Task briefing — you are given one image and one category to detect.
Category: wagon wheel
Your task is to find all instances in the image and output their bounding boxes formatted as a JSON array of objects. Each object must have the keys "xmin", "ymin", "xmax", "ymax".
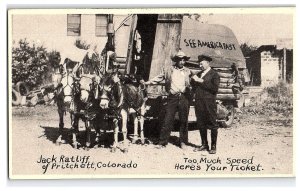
[
  {"xmin": 220, "ymin": 104, "xmax": 235, "ymax": 128},
  {"xmin": 12, "ymin": 89, "xmax": 21, "ymax": 106},
  {"xmin": 16, "ymin": 81, "xmax": 29, "ymax": 96}
]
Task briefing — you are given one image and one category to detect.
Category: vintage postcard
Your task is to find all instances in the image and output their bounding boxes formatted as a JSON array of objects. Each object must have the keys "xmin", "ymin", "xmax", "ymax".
[{"xmin": 8, "ymin": 7, "xmax": 295, "ymax": 179}]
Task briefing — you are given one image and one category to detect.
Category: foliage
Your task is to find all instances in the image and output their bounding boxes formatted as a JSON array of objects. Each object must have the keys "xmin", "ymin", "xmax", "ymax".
[
  {"xmin": 186, "ymin": 13, "xmax": 214, "ymax": 23},
  {"xmin": 12, "ymin": 39, "xmax": 61, "ymax": 90},
  {"xmin": 75, "ymin": 39, "xmax": 90, "ymax": 50},
  {"xmin": 243, "ymin": 82, "xmax": 293, "ymax": 116},
  {"xmin": 240, "ymin": 42, "xmax": 258, "ymax": 57},
  {"xmin": 263, "ymin": 82, "xmax": 293, "ymax": 114},
  {"xmin": 47, "ymin": 50, "xmax": 61, "ymax": 69}
]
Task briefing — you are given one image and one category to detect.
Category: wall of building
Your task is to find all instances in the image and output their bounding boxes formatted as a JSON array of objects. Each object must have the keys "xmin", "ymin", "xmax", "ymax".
[
  {"xmin": 246, "ymin": 46, "xmax": 293, "ymax": 87},
  {"xmin": 12, "ymin": 14, "xmax": 129, "ymax": 58},
  {"xmin": 260, "ymin": 51, "xmax": 280, "ymax": 87}
]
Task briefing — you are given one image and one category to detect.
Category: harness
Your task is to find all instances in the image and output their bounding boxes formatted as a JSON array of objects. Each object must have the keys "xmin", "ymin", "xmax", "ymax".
[
  {"xmin": 62, "ymin": 73, "xmax": 76, "ymax": 97},
  {"xmin": 100, "ymin": 80, "xmax": 148, "ymax": 120},
  {"xmin": 53, "ymin": 68, "xmax": 75, "ymax": 97}
]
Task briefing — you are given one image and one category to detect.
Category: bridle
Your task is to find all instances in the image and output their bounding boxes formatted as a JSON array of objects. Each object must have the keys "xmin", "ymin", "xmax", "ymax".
[
  {"xmin": 61, "ymin": 72, "xmax": 76, "ymax": 98},
  {"xmin": 77, "ymin": 60, "xmax": 102, "ymax": 99},
  {"xmin": 98, "ymin": 72, "xmax": 124, "ymax": 113},
  {"xmin": 99, "ymin": 82, "xmax": 124, "ymax": 120}
]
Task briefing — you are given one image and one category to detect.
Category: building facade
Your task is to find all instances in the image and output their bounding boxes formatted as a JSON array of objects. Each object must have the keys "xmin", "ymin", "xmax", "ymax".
[
  {"xmin": 246, "ymin": 45, "xmax": 293, "ymax": 86},
  {"xmin": 12, "ymin": 14, "xmax": 132, "ymax": 60}
]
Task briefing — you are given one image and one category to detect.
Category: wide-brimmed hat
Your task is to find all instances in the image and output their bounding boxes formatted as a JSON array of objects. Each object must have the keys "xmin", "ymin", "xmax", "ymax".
[
  {"xmin": 172, "ymin": 50, "xmax": 190, "ymax": 61},
  {"xmin": 198, "ymin": 54, "xmax": 213, "ymax": 62}
]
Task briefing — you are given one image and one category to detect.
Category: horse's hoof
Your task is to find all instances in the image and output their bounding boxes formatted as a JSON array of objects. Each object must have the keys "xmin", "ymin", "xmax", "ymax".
[
  {"xmin": 84, "ymin": 147, "xmax": 90, "ymax": 151},
  {"xmin": 72, "ymin": 142, "xmax": 79, "ymax": 149},
  {"xmin": 100, "ymin": 144, "xmax": 105, "ymax": 148},
  {"xmin": 123, "ymin": 140, "xmax": 130, "ymax": 146},
  {"xmin": 93, "ymin": 145, "xmax": 99, "ymax": 149},
  {"xmin": 131, "ymin": 138, "xmax": 138, "ymax": 144},
  {"xmin": 111, "ymin": 148, "xmax": 117, "ymax": 153},
  {"xmin": 122, "ymin": 148, "xmax": 128, "ymax": 153},
  {"xmin": 55, "ymin": 136, "xmax": 63, "ymax": 145},
  {"xmin": 141, "ymin": 139, "xmax": 145, "ymax": 145},
  {"xmin": 56, "ymin": 140, "xmax": 66, "ymax": 145},
  {"xmin": 147, "ymin": 140, "xmax": 153, "ymax": 145}
]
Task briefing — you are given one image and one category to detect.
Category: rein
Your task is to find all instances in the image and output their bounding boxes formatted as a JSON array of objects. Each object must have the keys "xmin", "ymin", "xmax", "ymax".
[{"xmin": 100, "ymin": 80, "xmax": 148, "ymax": 119}]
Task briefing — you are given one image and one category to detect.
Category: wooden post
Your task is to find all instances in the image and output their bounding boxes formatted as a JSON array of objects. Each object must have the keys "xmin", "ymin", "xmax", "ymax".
[
  {"xmin": 107, "ymin": 14, "xmax": 114, "ymax": 51},
  {"xmin": 283, "ymin": 48, "xmax": 287, "ymax": 83},
  {"xmin": 125, "ymin": 15, "xmax": 137, "ymax": 74}
]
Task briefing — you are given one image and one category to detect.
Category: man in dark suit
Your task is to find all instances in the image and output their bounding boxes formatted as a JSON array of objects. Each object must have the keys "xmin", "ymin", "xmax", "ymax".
[{"xmin": 192, "ymin": 55, "xmax": 220, "ymax": 154}]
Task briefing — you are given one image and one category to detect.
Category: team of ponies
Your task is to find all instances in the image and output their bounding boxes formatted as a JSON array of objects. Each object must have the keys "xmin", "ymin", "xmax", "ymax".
[{"xmin": 51, "ymin": 47, "xmax": 148, "ymax": 152}]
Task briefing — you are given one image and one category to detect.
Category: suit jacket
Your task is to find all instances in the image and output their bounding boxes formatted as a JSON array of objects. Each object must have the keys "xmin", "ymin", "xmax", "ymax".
[{"xmin": 193, "ymin": 68, "xmax": 220, "ymax": 99}]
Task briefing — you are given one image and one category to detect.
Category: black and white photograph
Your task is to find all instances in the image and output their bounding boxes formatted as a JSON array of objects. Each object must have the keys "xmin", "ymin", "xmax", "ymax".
[{"xmin": 8, "ymin": 7, "xmax": 294, "ymax": 179}]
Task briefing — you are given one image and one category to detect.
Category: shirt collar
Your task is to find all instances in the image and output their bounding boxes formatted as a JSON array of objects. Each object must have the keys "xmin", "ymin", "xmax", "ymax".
[
  {"xmin": 174, "ymin": 66, "xmax": 185, "ymax": 71},
  {"xmin": 203, "ymin": 67, "xmax": 211, "ymax": 73}
]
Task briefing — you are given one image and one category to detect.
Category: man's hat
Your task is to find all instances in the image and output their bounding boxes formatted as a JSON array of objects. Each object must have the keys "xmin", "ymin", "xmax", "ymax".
[
  {"xmin": 172, "ymin": 50, "xmax": 190, "ymax": 61},
  {"xmin": 198, "ymin": 54, "xmax": 213, "ymax": 62}
]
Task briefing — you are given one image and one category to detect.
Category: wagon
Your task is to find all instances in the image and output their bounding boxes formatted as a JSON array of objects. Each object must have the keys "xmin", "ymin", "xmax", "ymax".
[{"xmin": 102, "ymin": 14, "xmax": 248, "ymax": 127}]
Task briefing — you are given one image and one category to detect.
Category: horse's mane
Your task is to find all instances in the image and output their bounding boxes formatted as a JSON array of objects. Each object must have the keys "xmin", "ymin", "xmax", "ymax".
[
  {"xmin": 101, "ymin": 74, "xmax": 113, "ymax": 86},
  {"xmin": 80, "ymin": 53, "xmax": 101, "ymax": 76},
  {"xmin": 122, "ymin": 84, "xmax": 144, "ymax": 109},
  {"xmin": 65, "ymin": 58, "xmax": 79, "ymax": 70}
]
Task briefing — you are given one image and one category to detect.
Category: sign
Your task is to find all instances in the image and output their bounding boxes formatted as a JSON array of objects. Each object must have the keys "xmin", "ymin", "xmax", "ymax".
[{"xmin": 180, "ymin": 18, "xmax": 246, "ymax": 68}]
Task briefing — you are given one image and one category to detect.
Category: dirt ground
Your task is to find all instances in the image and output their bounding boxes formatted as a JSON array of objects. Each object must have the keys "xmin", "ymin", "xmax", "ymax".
[{"xmin": 10, "ymin": 104, "xmax": 293, "ymax": 178}]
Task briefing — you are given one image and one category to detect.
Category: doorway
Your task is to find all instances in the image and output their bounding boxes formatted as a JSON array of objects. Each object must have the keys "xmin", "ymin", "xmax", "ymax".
[{"xmin": 131, "ymin": 14, "xmax": 158, "ymax": 81}]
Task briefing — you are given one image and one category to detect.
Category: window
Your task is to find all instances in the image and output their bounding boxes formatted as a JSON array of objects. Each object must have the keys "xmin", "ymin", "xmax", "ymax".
[
  {"xmin": 67, "ymin": 14, "xmax": 81, "ymax": 36},
  {"xmin": 95, "ymin": 14, "xmax": 108, "ymax": 37}
]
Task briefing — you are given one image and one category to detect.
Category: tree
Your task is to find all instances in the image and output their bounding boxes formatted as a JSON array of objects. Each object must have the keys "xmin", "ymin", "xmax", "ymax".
[
  {"xmin": 240, "ymin": 42, "xmax": 258, "ymax": 57},
  {"xmin": 12, "ymin": 39, "xmax": 58, "ymax": 90}
]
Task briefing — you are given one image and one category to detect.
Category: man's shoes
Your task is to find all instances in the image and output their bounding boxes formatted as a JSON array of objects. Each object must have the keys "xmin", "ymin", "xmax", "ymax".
[
  {"xmin": 193, "ymin": 145, "xmax": 209, "ymax": 152},
  {"xmin": 209, "ymin": 145, "xmax": 216, "ymax": 154},
  {"xmin": 155, "ymin": 144, "xmax": 166, "ymax": 149}
]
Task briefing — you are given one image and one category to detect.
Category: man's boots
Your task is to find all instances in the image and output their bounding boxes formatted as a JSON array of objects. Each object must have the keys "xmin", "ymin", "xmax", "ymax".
[
  {"xmin": 209, "ymin": 129, "xmax": 218, "ymax": 154},
  {"xmin": 194, "ymin": 128, "xmax": 209, "ymax": 152}
]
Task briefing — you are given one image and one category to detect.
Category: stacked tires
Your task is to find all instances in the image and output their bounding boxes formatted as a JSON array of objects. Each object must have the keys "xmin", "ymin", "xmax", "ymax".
[{"xmin": 12, "ymin": 82, "xmax": 29, "ymax": 106}]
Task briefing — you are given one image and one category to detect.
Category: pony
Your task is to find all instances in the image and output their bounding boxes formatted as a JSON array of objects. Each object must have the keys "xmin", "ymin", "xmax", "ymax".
[
  {"xmin": 53, "ymin": 48, "xmax": 102, "ymax": 149},
  {"xmin": 69, "ymin": 52, "xmax": 103, "ymax": 149},
  {"xmin": 98, "ymin": 72, "xmax": 148, "ymax": 153},
  {"xmin": 52, "ymin": 64, "xmax": 77, "ymax": 146}
]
